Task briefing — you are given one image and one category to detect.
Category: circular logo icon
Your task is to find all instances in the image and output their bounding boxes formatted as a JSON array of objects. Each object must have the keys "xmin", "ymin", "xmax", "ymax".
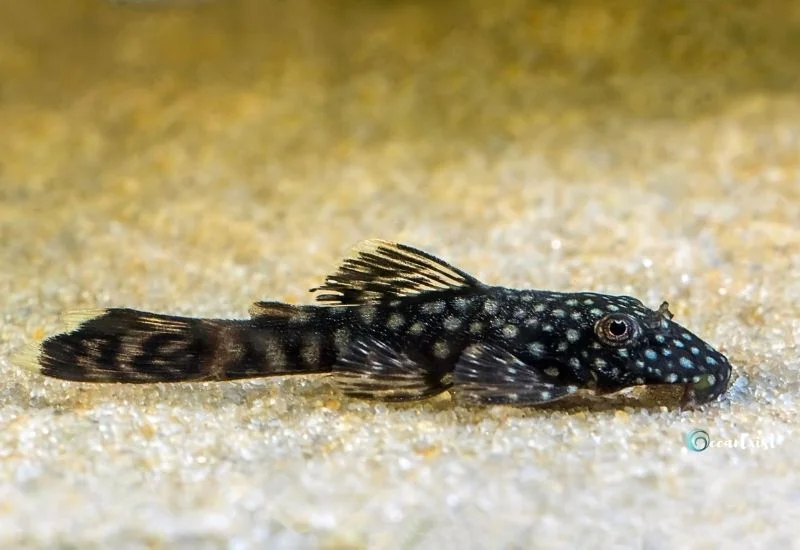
[{"xmin": 685, "ymin": 429, "xmax": 710, "ymax": 452}]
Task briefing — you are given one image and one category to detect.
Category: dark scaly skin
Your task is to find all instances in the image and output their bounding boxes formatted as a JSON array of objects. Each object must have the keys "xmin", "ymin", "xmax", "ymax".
[{"xmin": 25, "ymin": 241, "xmax": 732, "ymax": 407}]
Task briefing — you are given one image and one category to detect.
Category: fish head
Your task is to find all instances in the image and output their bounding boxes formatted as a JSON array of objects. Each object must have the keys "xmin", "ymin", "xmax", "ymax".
[{"xmin": 570, "ymin": 294, "xmax": 732, "ymax": 406}]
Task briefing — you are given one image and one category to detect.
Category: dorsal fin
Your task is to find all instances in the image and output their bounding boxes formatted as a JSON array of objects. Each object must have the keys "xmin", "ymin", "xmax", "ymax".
[{"xmin": 310, "ymin": 240, "xmax": 482, "ymax": 305}]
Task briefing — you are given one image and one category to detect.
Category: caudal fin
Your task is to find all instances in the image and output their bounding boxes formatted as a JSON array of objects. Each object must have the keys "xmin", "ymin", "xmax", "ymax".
[{"xmin": 16, "ymin": 308, "xmax": 328, "ymax": 384}]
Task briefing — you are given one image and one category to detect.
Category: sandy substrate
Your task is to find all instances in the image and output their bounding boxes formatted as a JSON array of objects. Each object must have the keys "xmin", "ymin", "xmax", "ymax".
[{"xmin": 1, "ymin": 1, "xmax": 799, "ymax": 548}]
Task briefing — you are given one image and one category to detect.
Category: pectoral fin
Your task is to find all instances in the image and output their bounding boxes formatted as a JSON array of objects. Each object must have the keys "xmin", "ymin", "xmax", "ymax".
[
  {"xmin": 331, "ymin": 335, "xmax": 449, "ymax": 402},
  {"xmin": 452, "ymin": 343, "xmax": 579, "ymax": 405}
]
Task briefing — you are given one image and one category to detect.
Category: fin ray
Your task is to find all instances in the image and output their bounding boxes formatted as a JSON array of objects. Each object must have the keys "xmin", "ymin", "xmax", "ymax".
[
  {"xmin": 452, "ymin": 343, "xmax": 578, "ymax": 405},
  {"xmin": 249, "ymin": 301, "xmax": 300, "ymax": 319},
  {"xmin": 311, "ymin": 240, "xmax": 481, "ymax": 305},
  {"xmin": 331, "ymin": 335, "xmax": 448, "ymax": 401},
  {"xmin": 31, "ymin": 309, "xmax": 217, "ymax": 383}
]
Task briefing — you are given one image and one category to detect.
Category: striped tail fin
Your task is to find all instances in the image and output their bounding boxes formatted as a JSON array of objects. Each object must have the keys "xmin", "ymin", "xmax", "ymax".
[{"xmin": 16, "ymin": 307, "xmax": 332, "ymax": 384}]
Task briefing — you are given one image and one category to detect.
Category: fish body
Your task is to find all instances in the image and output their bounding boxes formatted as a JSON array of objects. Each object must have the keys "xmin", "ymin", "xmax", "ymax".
[{"xmin": 21, "ymin": 240, "xmax": 732, "ymax": 407}]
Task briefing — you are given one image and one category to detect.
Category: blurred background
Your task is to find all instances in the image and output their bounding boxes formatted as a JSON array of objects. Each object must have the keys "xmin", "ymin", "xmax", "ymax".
[
  {"xmin": 1, "ymin": 1, "xmax": 799, "ymax": 547},
  {"xmin": 3, "ymin": 0, "xmax": 798, "ymax": 309}
]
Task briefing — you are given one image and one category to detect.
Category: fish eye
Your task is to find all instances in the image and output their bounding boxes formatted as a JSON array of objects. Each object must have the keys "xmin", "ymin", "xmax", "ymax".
[{"xmin": 595, "ymin": 313, "xmax": 640, "ymax": 346}]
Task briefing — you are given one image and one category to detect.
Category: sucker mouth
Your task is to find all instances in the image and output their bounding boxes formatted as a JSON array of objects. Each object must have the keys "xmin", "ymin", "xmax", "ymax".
[{"xmin": 679, "ymin": 373, "xmax": 724, "ymax": 408}]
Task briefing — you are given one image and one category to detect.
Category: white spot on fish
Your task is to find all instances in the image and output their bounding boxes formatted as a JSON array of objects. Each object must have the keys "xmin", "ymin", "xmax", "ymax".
[
  {"xmin": 552, "ymin": 309, "xmax": 566, "ymax": 318},
  {"xmin": 333, "ymin": 328, "xmax": 350, "ymax": 352},
  {"xmin": 408, "ymin": 321, "xmax": 425, "ymax": 335},
  {"xmin": 569, "ymin": 358, "xmax": 581, "ymax": 368},
  {"xmin": 590, "ymin": 308, "xmax": 603, "ymax": 317},
  {"xmin": 570, "ymin": 311, "xmax": 582, "ymax": 321},
  {"xmin": 706, "ymin": 374, "xmax": 716, "ymax": 385},
  {"xmin": 673, "ymin": 339, "xmax": 685, "ymax": 348},
  {"xmin": 543, "ymin": 324, "xmax": 554, "ymax": 332},
  {"xmin": 433, "ymin": 341, "xmax": 449, "ymax": 359},
  {"xmin": 566, "ymin": 385, "xmax": 578, "ymax": 394},
  {"xmin": 606, "ymin": 304, "xmax": 619, "ymax": 312},
  {"xmin": 520, "ymin": 294, "xmax": 534, "ymax": 302},
  {"xmin": 453, "ymin": 297, "xmax": 470, "ymax": 310},
  {"xmin": 583, "ymin": 298, "xmax": 594, "ymax": 305},
  {"xmin": 655, "ymin": 335, "xmax": 666, "ymax": 344},
  {"xmin": 387, "ymin": 313, "xmax": 405, "ymax": 330},
  {"xmin": 444, "ymin": 316, "xmax": 462, "ymax": 331},
  {"xmin": 565, "ymin": 299, "xmax": 579, "ymax": 307},
  {"xmin": 534, "ymin": 304, "xmax": 547, "ymax": 313},
  {"xmin": 544, "ymin": 366, "xmax": 560, "ymax": 377},
  {"xmin": 469, "ymin": 321, "xmax": 483, "ymax": 334},
  {"xmin": 422, "ymin": 301, "xmax": 446, "ymax": 314},
  {"xmin": 529, "ymin": 342, "xmax": 546, "ymax": 357},
  {"xmin": 645, "ymin": 349, "xmax": 657, "ymax": 360},
  {"xmin": 566, "ymin": 329, "xmax": 580, "ymax": 343},
  {"xmin": 666, "ymin": 373, "xmax": 678, "ymax": 383},
  {"xmin": 705, "ymin": 356, "xmax": 718, "ymax": 366},
  {"xmin": 594, "ymin": 358, "xmax": 606, "ymax": 368},
  {"xmin": 265, "ymin": 335, "xmax": 287, "ymax": 368},
  {"xmin": 662, "ymin": 348, "xmax": 672, "ymax": 357},
  {"xmin": 679, "ymin": 357, "xmax": 694, "ymax": 369},
  {"xmin": 524, "ymin": 317, "xmax": 539, "ymax": 327},
  {"xmin": 301, "ymin": 336, "xmax": 321, "ymax": 366},
  {"xmin": 287, "ymin": 309, "xmax": 312, "ymax": 324},
  {"xmin": 682, "ymin": 333, "xmax": 693, "ymax": 341},
  {"xmin": 502, "ymin": 324, "xmax": 519, "ymax": 338},
  {"xmin": 360, "ymin": 305, "xmax": 377, "ymax": 324},
  {"xmin": 557, "ymin": 342, "xmax": 568, "ymax": 352},
  {"xmin": 691, "ymin": 346, "xmax": 700, "ymax": 355},
  {"xmin": 483, "ymin": 300, "xmax": 499, "ymax": 315},
  {"xmin": 617, "ymin": 348, "xmax": 629, "ymax": 358},
  {"xmin": 540, "ymin": 390, "xmax": 551, "ymax": 400}
]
